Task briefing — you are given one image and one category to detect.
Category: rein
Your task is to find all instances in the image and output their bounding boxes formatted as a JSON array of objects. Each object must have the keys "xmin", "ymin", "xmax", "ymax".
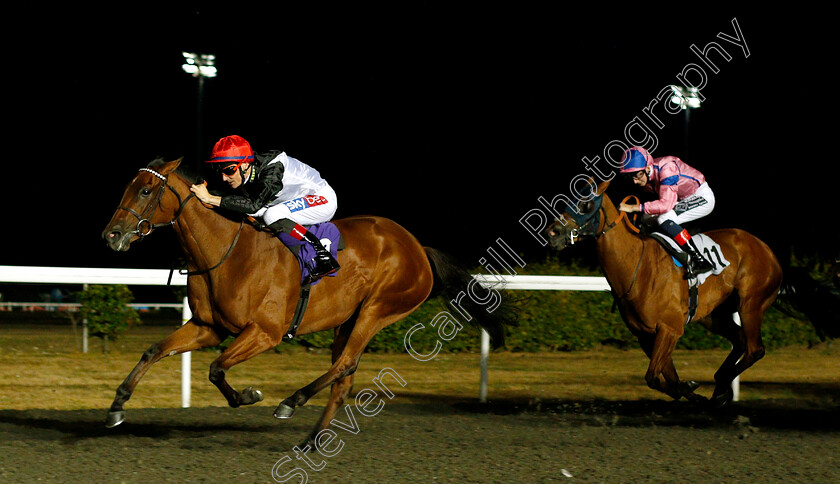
[
  {"xmin": 601, "ymin": 196, "xmax": 645, "ymax": 300},
  {"xmin": 567, "ymin": 195, "xmax": 641, "ymax": 244},
  {"xmin": 178, "ymin": 220, "xmax": 244, "ymax": 277},
  {"xmin": 120, "ymin": 167, "xmax": 242, "ymax": 280},
  {"xmin": 574, "ymin": 195, "xmax": 645, "ymax": 301},
  {"xmin": 594, "ymin": 195, "xmax": 642, "ymax": 238}
]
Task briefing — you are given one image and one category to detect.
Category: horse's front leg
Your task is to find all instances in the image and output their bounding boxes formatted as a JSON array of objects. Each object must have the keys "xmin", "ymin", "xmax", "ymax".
[
  {"xmin": 642, "ymin": 325, "xmax": 692, "ymax": 399},
  {"xmin": 107, "ymin": 321, "xmax": 224, "ymax": 427},
  {"xmin": 208, "ymin": 322, "xmax": 281, "ymax": 408}
]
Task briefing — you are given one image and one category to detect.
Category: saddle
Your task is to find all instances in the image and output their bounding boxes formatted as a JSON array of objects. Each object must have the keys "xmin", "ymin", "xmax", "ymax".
[
  {"xmin": 647, "ymin": 231, "xmax": 729, "ymax": 284},
  {"xmin": 276, "ymin": 223, "xmax": 345, "ymax": 285},
  {"xmin": 619, "ymin": 200, "xmax": 729, "ymax": 324},
  {"xmin": 246, "ymin": 217, "xmax": 345, "ymax": 285},
  {"xmin": 246, "ymin": 217, "xmax": 345, "ymax": 339}
]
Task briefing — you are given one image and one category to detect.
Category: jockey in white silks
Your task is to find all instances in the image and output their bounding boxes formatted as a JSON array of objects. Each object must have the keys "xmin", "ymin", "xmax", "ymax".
[{"xmin": 190, "ymin": 135, "xmax": 340, "ymax": 280}]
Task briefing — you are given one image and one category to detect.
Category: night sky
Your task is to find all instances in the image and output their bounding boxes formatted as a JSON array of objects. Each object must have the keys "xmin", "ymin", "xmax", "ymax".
[{"xmin": 3, "ymin": 7, "xmax": 836, "ymax": 274}]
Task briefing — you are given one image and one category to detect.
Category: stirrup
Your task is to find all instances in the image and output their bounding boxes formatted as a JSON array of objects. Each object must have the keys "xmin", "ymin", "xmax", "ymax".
[
  {"xmin": 309, "ymin": 255, "xmax": 340, "ymax": 279},
  {"xmin": 684, "ymin": 259, "xmax": 713, "ymax": 280}
]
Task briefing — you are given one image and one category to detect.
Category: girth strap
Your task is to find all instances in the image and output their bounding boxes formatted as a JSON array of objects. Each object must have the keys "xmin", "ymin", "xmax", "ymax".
[
  {"xmin": 285, "ymin": 279, "xmax": 312, "ymax": 340},
  {"xmin": 685, "ymin": 282, "xmax": 699, "ymax": 325}
]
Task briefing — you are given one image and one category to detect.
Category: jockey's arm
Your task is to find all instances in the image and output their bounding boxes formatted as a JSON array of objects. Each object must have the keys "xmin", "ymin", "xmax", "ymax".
[
  {"xmin": 219, "ymin": 162, "xmax": 285, "ymax": 214},
  {"xmin": 639, "ymin": 162, "xmax": 679, "ymax": 215}
]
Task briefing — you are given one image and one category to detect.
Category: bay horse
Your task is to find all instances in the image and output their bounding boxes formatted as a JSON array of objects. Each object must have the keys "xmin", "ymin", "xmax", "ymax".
[
  {"xmin": 102, "ymin": 158, "xmax": 515, "ymax": 447},
  {"xmin": 546, "ymin": 179, "xmax": 782, "ymax": 407}
]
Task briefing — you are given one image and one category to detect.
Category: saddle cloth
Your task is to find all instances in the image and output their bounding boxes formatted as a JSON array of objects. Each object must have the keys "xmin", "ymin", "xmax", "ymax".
[
  {"xmin": 276, "ymin": 222, "xmax": 343, "ymax": 285},
  {"xmin": 649, "ymin": 232, "xmax": 730, "ymax": 285}
]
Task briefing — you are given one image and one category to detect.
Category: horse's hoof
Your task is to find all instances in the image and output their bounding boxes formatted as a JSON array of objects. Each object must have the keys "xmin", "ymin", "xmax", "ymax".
[
  {"xmin": 105, "ymin": 410, "xmax": 125, "ymax": 428},
  {"xmin": 684, "ymin": 380, "xmax": 700, "ymax": 392},
  {"xmin": 710, "ymin": 387, "xmax": 734, "ymax": 409},
  {"xmin": 273, "ymin": 403, "xmax": 295, "ymax": 419},
  {"xmin": 297, "ymin": 435, "xmax": 317, "ymax": 452},
  {"xmin": 241, "ymin": 386, "xmax": 264, "ymax": 405}
]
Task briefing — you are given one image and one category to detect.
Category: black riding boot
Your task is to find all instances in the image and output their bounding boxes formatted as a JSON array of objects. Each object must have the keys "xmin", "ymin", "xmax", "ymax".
[
  {"xmin": 681, "ymin": 238, "xmax": 714, "ymax": 279},
  {"xmin": 299, "ymin": 230, "xmax": 341, "ymax": 280},
  {"xmin": 268, "ymin": 219, "xmax": 341, "ymax": 280}
]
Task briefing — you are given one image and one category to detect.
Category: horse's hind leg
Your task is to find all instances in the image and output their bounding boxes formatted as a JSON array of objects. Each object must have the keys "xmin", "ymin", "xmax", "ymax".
[
  {"xmin": 703, "ymin": 308, "xmax": 746, "ymax": 407},
  {"xmin": 298, "ymin": 318, "xmax": 358, "ymax": 450},
  {"xmin": 710, "ymin": 300, "xmax": 768, "ymax": 407},
  {"xmin": 107, "ymin": 321, "xmax": 224, "ymax": 427},
  {"xmin": 273, "ymin": 326, "xmax": 370, "ymax": 420},
  {"xmin": 208, "ymin": 322, "xmax": 282, "ymax": 408},
  {"xmin": 273, "ymin": 303, "xmax": 411, "ymax": 421}
]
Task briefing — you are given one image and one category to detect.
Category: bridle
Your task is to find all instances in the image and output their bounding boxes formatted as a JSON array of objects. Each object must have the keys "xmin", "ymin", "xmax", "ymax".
[
  {"xmin": 555, "ymin": 194, "xmax": 645, "ymax": 300},
  {"xmin": 117, "ymin": 168, "xmax": 194, "ymax": 239},
  {"xmin": 116, "ymin": 166, "xmax": 244, "ymax": 279},
  {"xmin": 561, "ymin": 195, "xmax": 642, "ymax": 246}
]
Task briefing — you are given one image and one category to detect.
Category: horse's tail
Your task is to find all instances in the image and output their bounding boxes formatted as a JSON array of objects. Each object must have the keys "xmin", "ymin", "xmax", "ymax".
[
  {"xmin": 775, "ymin": 267, "xmax": 840, "ymax": 341},
  {"xmin": 423, "ymin": 247, "xmax": 518, "ymax": 349}
]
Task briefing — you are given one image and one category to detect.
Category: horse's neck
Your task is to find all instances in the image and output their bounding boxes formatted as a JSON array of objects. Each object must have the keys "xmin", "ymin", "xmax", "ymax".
[
  {"xmin": 596, "ymin": 196, "xmax": 644, "ymax": 294},
  {"xmin": 167, "ymin": 176, "xmax": 243, "ymax": 271}
]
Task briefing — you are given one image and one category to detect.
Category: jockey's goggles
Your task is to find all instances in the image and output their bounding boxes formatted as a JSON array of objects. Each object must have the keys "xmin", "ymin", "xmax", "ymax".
[
  {"xmin": 218, "ymin": 161, "xmax": 247, "ymax": 176},
  {"xmin": 628, "ymin": 169, "xmax": 647, "ymax": 180}
]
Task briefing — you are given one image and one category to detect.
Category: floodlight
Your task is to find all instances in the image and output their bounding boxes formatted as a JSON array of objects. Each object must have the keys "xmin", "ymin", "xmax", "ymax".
[
  {"xmin": 670, "ymin": 85, "xmax": 701, "ymax": 110},
  {"xmin": 181, "ymin": 52, "xmax": 217, "ymax": 78}
]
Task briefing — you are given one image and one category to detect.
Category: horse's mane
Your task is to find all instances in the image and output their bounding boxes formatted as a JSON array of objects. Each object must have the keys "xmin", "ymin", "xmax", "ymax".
[{"xmin": 147, "ymin": 157, "xmax": 204, "ymax": 185}]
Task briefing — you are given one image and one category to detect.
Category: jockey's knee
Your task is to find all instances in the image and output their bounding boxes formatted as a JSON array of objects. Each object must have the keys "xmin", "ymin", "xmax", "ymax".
[
  {"xmin": 266, "ymin": 217, "xmax": 298, "ymax": 234},
  {"xmin": 656, "ymin": 212, "xmax": 677, "ymax": 226},
  {"xmin": 263, "ymin": 204, "xmax": 295, "ymax": 228}
]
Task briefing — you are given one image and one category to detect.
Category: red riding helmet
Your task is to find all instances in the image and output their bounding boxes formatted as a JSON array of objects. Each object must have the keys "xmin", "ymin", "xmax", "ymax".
[{"xmin": 206, "ymin": 135, "xmax": 255, "ymax": 166}]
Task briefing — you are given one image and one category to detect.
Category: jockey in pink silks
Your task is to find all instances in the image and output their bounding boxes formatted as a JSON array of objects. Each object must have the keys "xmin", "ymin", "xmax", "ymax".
[{"xmin": 618, "ymin": 146, "xmax": 715, "ymax": 278}]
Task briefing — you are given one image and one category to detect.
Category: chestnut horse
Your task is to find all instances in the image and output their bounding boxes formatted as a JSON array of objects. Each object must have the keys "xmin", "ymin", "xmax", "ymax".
[
  {"xmin": 547, "ymin": 179, "xmax": 782, "ymax": 407},
  {"xmin": 102, "ymin": 158, "xmax": 515, "ymax": 447}
]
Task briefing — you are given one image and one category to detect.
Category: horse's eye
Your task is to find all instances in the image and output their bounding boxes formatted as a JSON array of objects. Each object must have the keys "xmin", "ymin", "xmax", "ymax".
[{"xmin": 140, "ymin": 187, "xmax": 152, "ymax": 197}]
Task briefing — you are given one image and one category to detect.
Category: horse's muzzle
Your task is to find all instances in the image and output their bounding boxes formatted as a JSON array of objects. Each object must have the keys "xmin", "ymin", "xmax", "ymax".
[
  {"xmin": 546, "ymin": 223, "xmax": 570, "ymax": 251},
  {"xmin": 102, "ymin": 226, "xmax": 132, "ymax": 252}
]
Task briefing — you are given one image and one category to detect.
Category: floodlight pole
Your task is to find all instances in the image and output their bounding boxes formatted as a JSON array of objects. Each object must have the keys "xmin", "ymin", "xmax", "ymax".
[
  {"xmin": 684, "ymin": 107, "xmax": 691, "ymax": 159},
  {"xmin": 182, "ymin": 52, "xmax": 217, "ymax": 170},
  {"xmin": 196, "ymin": 75, "xmax": 205, "ymax": 171},
  {"xmin": 671, "ymin": 86, "xmax": 701, "ymax": 160}
]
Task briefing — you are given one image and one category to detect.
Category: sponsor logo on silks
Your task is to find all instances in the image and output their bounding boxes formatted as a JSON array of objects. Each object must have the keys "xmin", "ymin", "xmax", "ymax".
[{"xmin": 283, "ymin": 195, "xmax": 329, "ymax": 213}]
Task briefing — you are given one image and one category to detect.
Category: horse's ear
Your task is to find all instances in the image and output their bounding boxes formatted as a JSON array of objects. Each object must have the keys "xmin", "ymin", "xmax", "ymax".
[
  {"xmin": 158, "ymin": 158, "xmax": 183, "ymax": 175},
  {"xmin": 595, "ymin": 178, "xmax": 612, "ymax": 196}
]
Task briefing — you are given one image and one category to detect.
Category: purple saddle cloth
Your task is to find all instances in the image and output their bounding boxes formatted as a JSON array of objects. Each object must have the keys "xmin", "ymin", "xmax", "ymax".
[{"xmin": 276, "ymin": 222, "xmax": 342, "ymax": 285}]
